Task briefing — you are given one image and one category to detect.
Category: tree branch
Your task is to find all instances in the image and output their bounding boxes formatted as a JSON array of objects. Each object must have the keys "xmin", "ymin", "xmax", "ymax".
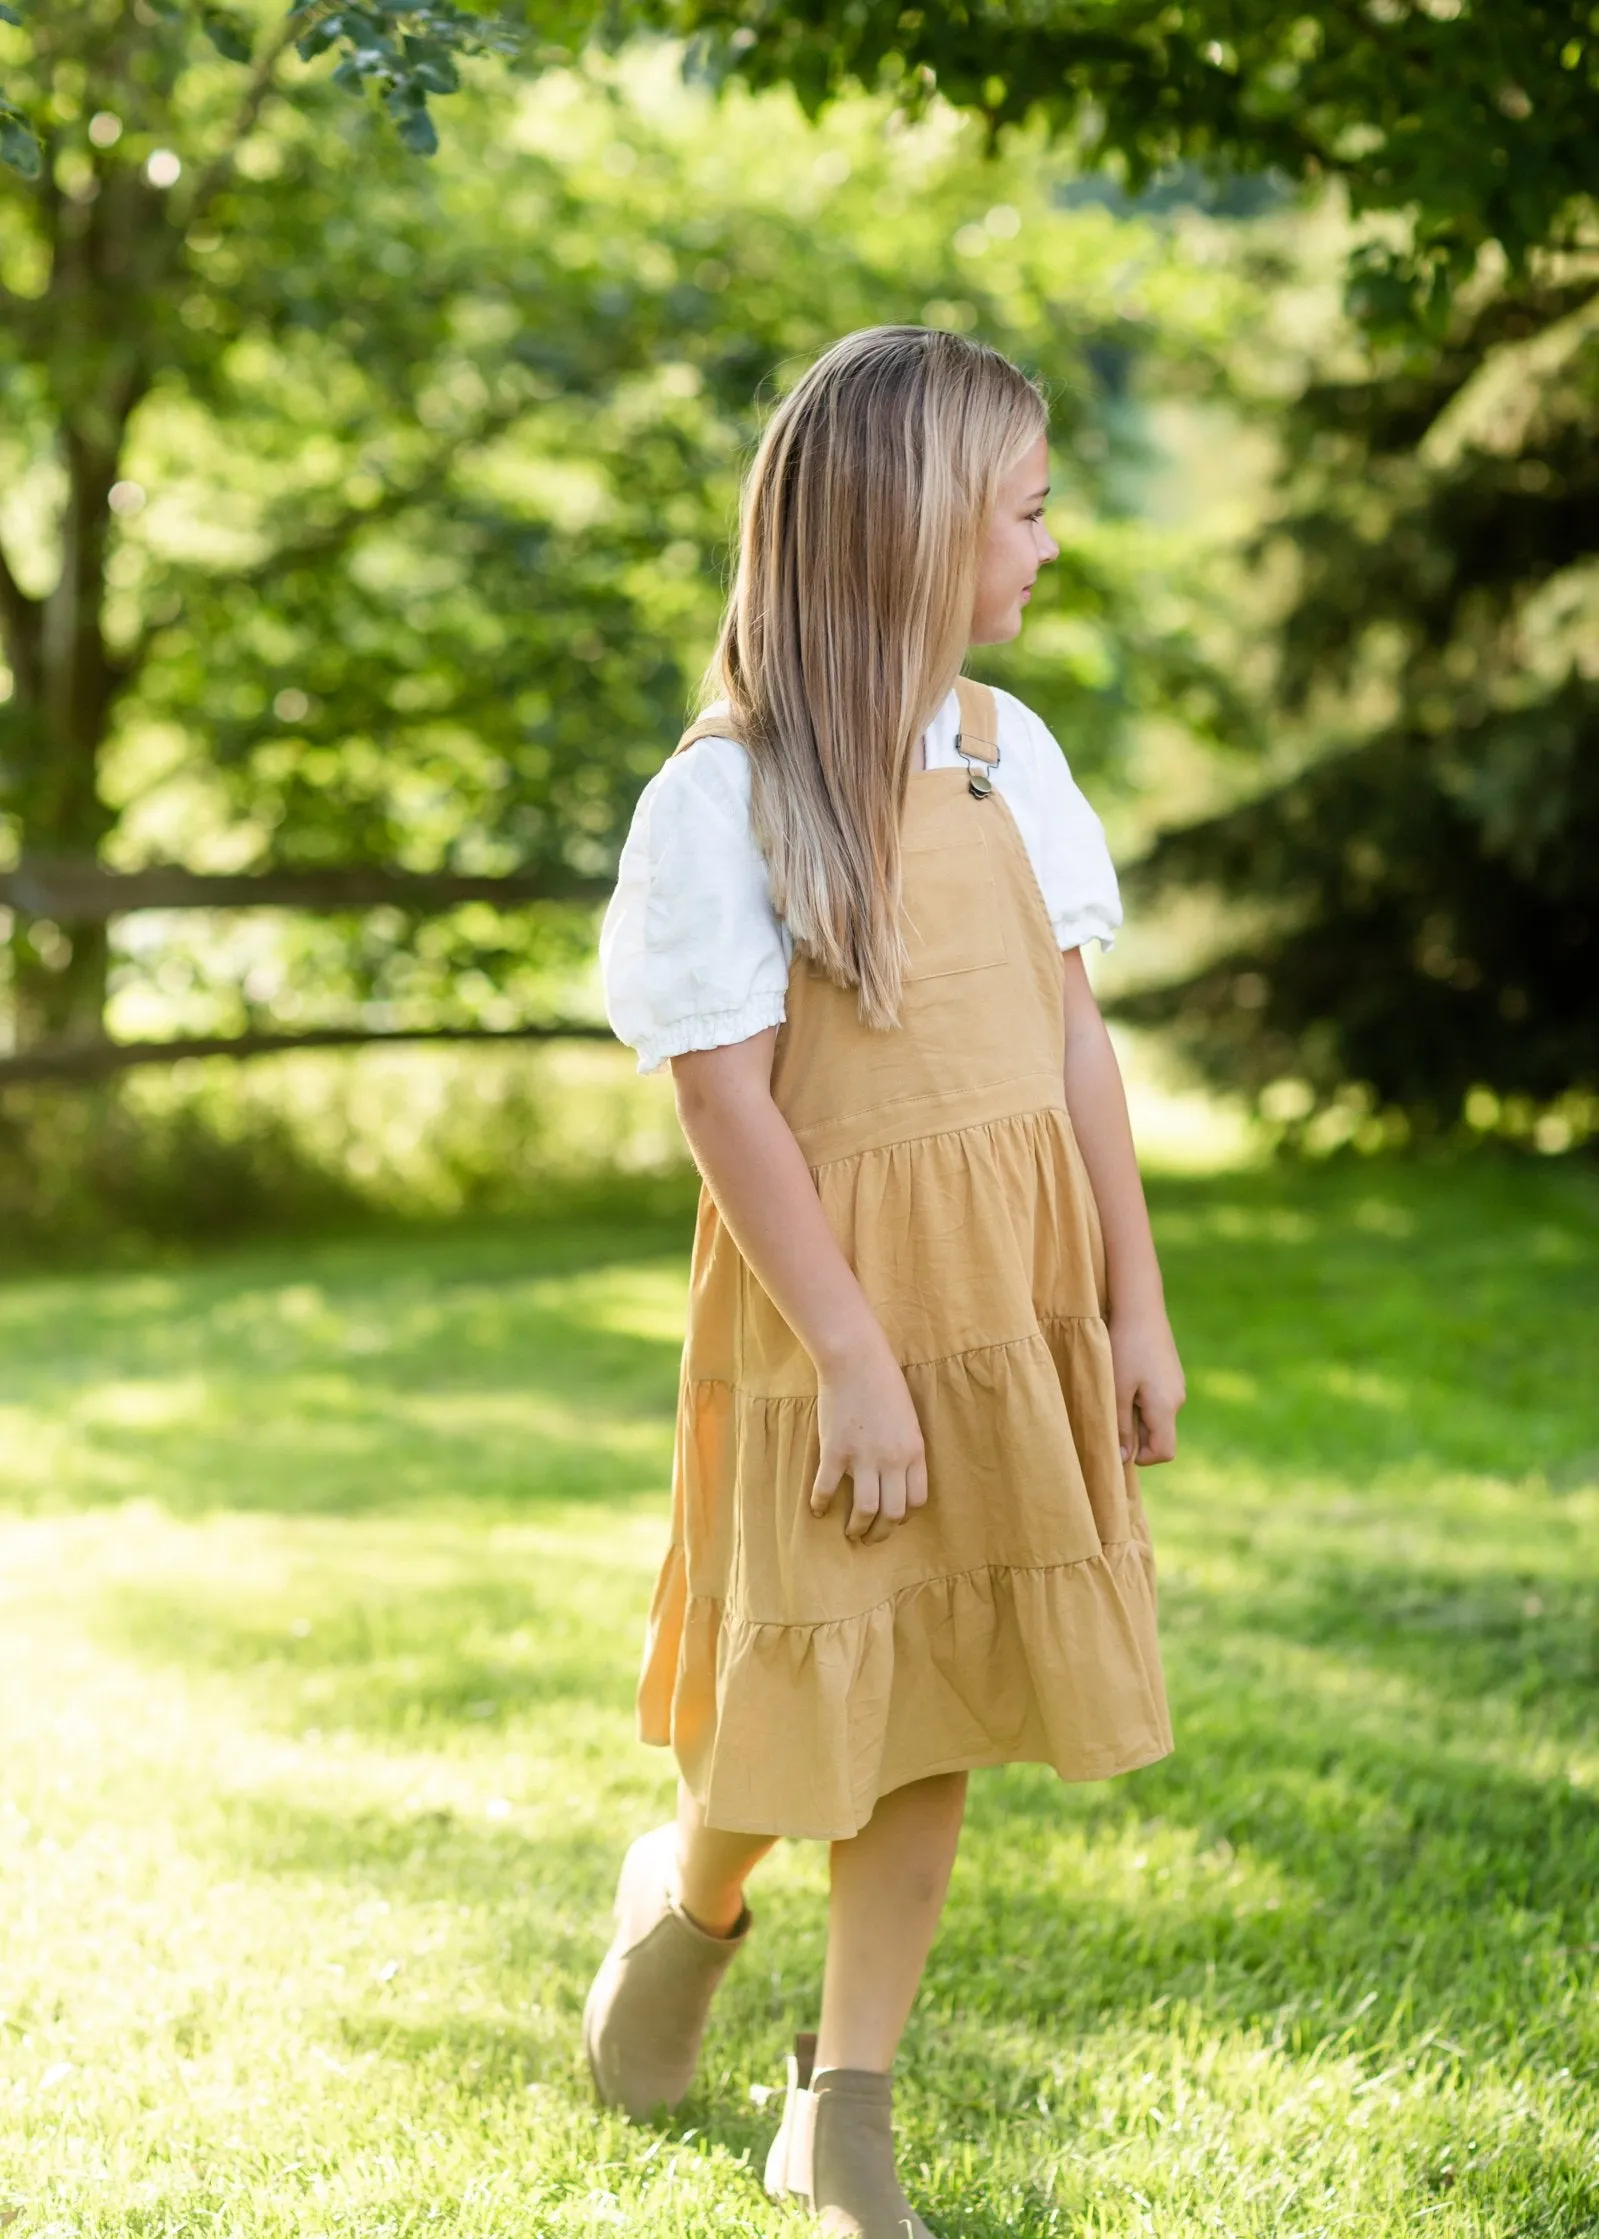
[
  {"xmin": 0, "ymin": 1020, "xmax": 615, "ymax": 1088},
  {"xmin": 0, "ymin": 860, "xmax": 612, "ymax": 920}
]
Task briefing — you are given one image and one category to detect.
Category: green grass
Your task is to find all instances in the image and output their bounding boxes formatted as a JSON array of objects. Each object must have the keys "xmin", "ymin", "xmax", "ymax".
[{"xmin": 1, "ymin": 1155, "xmax": 1596, "ymax": 2237}]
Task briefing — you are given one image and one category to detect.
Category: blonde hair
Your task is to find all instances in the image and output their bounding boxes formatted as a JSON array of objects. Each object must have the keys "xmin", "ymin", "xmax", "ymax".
[{"xmin": 681, "ymin": 325, "xmax": 1046, "ymax": 1029}]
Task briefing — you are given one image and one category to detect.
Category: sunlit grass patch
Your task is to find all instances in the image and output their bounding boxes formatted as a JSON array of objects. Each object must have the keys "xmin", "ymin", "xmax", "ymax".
[{"xmin": 0, "ymin": 1161, "xmax": 1596, "ymax": 2235}]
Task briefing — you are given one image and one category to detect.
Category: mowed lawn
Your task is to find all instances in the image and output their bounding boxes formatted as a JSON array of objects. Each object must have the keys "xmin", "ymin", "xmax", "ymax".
[{"xmin": 0, "ymin": 1158, "xmax": 1596, "ymax": 2238}]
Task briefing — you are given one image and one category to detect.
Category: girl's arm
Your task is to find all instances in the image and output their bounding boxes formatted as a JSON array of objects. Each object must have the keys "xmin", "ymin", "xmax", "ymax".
[
  {"xmin": 671, "ymin": 1029, "xmax": 927, "ymax": 1541},
  {"xmin": 1059, "ymin": 949, "xmax": 1186, "ymax": 1464}
]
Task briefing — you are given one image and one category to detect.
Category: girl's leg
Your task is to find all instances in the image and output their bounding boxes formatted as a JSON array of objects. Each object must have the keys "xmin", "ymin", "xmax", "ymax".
[
  {"xmin": 764, "ymin": 1774, "xmax": 966, "ymax": 2236},
  {"xmin": 674, "ymin": 1778, "xmax": 778, "ymax": 1934},
  {"xmin": 584, "ymin": 1785, "xmax": 774, "ymax": 2121},
  {"xmin": 815, "ymin": 1770, "xmax": 967, "ymax": 2072}
]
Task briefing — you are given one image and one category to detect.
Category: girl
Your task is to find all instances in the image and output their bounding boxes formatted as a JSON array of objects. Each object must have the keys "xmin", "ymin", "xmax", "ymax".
[{"xmin": 587, "ymin": 326, "xmax": 1184, "ymax": 2238}]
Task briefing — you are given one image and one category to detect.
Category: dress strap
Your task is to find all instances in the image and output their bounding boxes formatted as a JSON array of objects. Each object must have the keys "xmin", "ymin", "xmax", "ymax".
[
  {"xmin": 674, "ymin": 710, "xmax": 742, "ymax": 756},
  {"xmin": 953, "ymin": 676, "xmax": 1000, "ymax": 797}
]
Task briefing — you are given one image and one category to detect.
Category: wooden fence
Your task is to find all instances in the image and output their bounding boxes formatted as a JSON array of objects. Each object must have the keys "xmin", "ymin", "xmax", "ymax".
[{"xmin": 0, "ymin": 858, "xmax": 615, "ymax": 1087}]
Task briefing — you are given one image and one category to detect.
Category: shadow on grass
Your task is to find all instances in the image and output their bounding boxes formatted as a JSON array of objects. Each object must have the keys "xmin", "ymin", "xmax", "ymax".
[
  {"xmin": 1212, "ymin": 1557, "xmax": 1599, "ymax": 1730},
  {"xmin": 8, "ymin": 1156, "xmax": 1597, "ymax": 1522},
  {"xmin": 97, "ymin": 1540, "xmax": 1599, "ymax": 1760},
  {"xmin": 157, "ymin": 1635, "xmax": 1599, "ymax": 2084},
  {"xmin": 21, "ymin": 1155, "xmax": 1599, "ymax": 2234},
  {"xmin": 108, "ymin": 1579, "xmax": 1599, "ymax": 2237},
  {"xmin": 0, "ymin": 1209, "xmax": 695, "ymax": 1517},
  {"xmin": 950, "ymin": 1697, "xmax": 1599, "ymax": 2031},
  {"xmin": 84, "ymin": 1452, "xmax": 655, "ymax": 1734},
  {"xmin": 99, "ymin": 1572, "xmax": 643, "ymax": 1727},
  {"xmin": 1143, "ymin": 1155, "xmax": 1599, "ymax": 1489},
  {"xmin": 202, "ymin": 1792, "xmax": 615, "ymax": 1938}
]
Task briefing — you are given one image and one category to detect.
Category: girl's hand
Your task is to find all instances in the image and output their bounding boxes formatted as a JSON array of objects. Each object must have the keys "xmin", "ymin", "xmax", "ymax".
[
  {"xmin": 1109, "ymin": 1305, "xmax": 1186, "ymax": 1466},
  {"xmin": 811, "ymin": 1337, "xmax": 928, "ymax": 1545}
]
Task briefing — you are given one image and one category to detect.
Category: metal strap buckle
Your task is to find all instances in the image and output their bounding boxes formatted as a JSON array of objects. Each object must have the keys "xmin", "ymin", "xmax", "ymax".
[{"xmin": 954, "ymin": 731, "xmax": 999, "ymax": 799}]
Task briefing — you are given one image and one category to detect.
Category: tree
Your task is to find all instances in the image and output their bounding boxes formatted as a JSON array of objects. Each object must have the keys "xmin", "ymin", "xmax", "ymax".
[
  {"xmin": 0, "ymin": 0, "xmax": 610, "ymax": 1055},
  {"xmin": 1117, "ymin": 254, "xmax": 1599, "ymax": 1135}
]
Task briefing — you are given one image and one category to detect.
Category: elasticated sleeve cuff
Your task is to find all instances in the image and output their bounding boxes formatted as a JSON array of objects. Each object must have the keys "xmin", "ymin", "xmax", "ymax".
[
  {"xmin": 1053, "ymin": 907, "xmax": 1120, "ymax": 954},
  {"xmin": 632, "ymin": 989, "xmax": 790, "ymax": 1076}
]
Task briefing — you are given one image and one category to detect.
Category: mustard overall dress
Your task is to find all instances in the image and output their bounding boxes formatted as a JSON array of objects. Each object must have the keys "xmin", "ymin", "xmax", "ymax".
[{"xmin": 637, "ymin": 680, "xmax": 1172, "ymax": 1840}]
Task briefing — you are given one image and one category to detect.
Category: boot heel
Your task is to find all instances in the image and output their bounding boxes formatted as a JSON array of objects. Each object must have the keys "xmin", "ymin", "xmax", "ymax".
[
  {"xmin": 766, "ymin": 2057, "xmax": 935, "ymax": 2237},
  {"xmin": 762, "ymin": 2030, "xmax": 817, "ymax": 2201}
]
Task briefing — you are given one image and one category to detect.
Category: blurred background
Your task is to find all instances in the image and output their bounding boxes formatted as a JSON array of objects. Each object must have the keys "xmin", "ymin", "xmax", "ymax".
[
  {"xmin": 2, "ymin": 3, "xmax": 1594, "ymax": 1249},
  {"xmin": 0, "ymin": 10, "xmax": 1595, "ymax": 2238}
]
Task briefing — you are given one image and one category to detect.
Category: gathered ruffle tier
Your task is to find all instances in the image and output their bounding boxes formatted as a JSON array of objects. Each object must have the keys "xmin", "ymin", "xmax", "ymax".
[{"xmin": 637, "ymin": 1104, "xmax": 1171, "ymax": 1841}]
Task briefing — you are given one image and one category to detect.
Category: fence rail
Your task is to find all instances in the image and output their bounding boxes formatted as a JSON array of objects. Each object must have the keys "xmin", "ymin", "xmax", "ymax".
[
  {"xmin": 0, "ymin": 860, "xmax": 611, "ymax": 919},
  {"xmin": 0, "ymin": 856, "xmax": 619, "ymax": 1086},
  {"xmin": 0, "ymin": 1022, "xmax": 616, "ymax": 1088}
]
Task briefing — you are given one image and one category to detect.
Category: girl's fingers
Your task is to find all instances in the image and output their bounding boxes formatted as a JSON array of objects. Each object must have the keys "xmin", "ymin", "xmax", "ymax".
[
  {"xmin": 879, "ymin": 1464, "xmax": 908, "ymax": 1525},
  {"xmin": 815, "ymin": 1442, "xmax": 927, "ymax": 1541},
  {"xmin": 844, "ymin": 1467, "xmax": 882, "ymax": 1541},
  {"xmin": 1115, "ymin": 1385, "xmax": 1137, "ymax": 1466},
  {"xmin": 810, "ymin": 1449, "xmax": 844, "ymax": 1517},
  {"xmin": 1135, "ymin": 1393, "xmax": 1179, "ymax": 1465},
  {"xmin": 861, "ymin": 1459, "xmax": 921, "ymax": 1543}
]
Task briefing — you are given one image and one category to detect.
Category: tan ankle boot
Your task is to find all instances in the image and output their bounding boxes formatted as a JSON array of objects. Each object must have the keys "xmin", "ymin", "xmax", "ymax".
[
  {"xmin": 764, "ymin": 2032, "xmax": 934, "ymax": 2238},
  {"xmin": 581, "ymin": 1824, "xmax": 751, "ymax": 2122}
]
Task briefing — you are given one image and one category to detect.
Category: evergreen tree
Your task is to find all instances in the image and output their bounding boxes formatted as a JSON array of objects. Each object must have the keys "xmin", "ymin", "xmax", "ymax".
[{"xmin": 1119, "ymin": 256, "xmax": 1599, "ymax": 1128}]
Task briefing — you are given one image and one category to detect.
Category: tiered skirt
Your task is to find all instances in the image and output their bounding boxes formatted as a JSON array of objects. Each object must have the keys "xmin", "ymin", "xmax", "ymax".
[{"xmin": 637, "ymin": 1104, "xmax": 1171, "ymax": 1840}]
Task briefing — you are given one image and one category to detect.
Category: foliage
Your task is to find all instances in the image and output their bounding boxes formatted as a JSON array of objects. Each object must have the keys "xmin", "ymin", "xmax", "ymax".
[
  {"xmin": 11, "ymin": 6, "xmax": 1596, "ymax": 338},
  {"xmin": 652, "ymin": 0, "xmax": 1599, "ymax": 333},
  {"xmin": 1117, "ymin": 256, "xmax": 1599, "ymax": 1133},
  {"xmin": 11, "ymin": 6, "xmax": 1592, "ymax": 1124},
  {"xmin": 0, "ymin": 1157, "xmax": 1596, "ymax": 2231},
  {"xmin": 0, "ymin": 11, "xmax": 695, "ymax": 1044},
  {"xmin": 0, "ymin": 0, "xmax": 539, "ymax": 179},
  {"xmin": 0, "ymin": 10, "xmax": 1248, "ymax": 1056},
  {"xmin": 0, "ymin": 1041, "xmax": 692, "ymax": 1258}
]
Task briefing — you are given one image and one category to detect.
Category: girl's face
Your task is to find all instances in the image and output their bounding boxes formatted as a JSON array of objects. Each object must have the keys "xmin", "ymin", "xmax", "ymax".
[{"xmin": 968, "ymin": 433, "xmax": 1058, "ymax": 645}]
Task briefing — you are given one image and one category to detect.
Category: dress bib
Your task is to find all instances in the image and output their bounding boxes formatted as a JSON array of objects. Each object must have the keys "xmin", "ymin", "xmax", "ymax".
[{"xmin": 636, "ymin": 681, "xmax": 1172, "ymax": 1839}]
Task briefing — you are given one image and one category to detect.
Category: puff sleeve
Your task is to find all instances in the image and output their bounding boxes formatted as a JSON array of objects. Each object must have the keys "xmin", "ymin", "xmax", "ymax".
[
  {"xmin": 599, "ymin": 736, "xmax": 793, "ymax": 1075},
  {"xmin": 1003, "ymin": 690, "xmax": 1123, "ymax": 952}
]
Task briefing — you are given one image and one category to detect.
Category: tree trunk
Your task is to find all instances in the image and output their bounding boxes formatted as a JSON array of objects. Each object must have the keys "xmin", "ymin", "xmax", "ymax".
[{"xmin": 2, "ymin": 153, "xmax": 154, "ymax": 1049}]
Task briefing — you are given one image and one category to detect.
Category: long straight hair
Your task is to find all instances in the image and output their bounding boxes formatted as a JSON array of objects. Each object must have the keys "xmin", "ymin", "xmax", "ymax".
[{"xmin": 682, "ymin": 326, "xmax": 1046, "ymax": 1029}]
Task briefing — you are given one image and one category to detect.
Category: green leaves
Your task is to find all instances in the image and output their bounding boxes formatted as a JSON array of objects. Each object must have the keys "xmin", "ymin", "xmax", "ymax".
[
  {"xmin": 387, "ymin": 86, "xmax": 440, "ymax": 153},
  {"xmin": 0, "ymin": 96, "xmax": 37, "ymax": 180},
  {"xmin": 290, "ymin": 2, "xmax": 519, "ymax": 158},
  {"xmin": 646, "ymin": 1, "xmax": 1599, "ymax": 335},
  {"xmin": 201, "ymin": 7, "xmax": 254, "ymax": 63},
  {"xmin": 5, "ymin": 55, "xmax": 1233, "ymax": 1057},
  {"xmin": 402, "ymin": 34, "xmax": 460, "ymax": 95},
  {"xmin": 0, "ymin": 0, "xmax": 34, "ymax": 176},
  {"xmin": 0, "ymin": 1, "xmax": 512, "ymax": 178}
]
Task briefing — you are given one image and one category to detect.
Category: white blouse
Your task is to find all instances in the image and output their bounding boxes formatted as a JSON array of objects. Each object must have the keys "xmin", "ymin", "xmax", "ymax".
[{"xmin": 600, "ymin": 684, "xmax": 1121, "ymax": 1075}]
